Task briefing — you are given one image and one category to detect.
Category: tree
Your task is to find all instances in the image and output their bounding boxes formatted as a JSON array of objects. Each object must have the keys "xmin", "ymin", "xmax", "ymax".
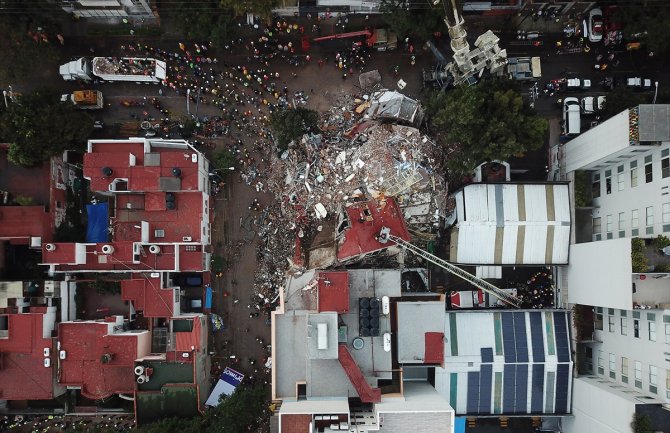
[
  {"xmin": 616, "ymin": 2, "xmax": 670, "ymax": 55},
  {"xmin": 172, "ymin": 0, "xmax": 238, "ymax": 44},
  {"xmin": 0, "ymin": 90, "xmax": 94, "ymax": 167},
  {"xmin": 380, "ymin": 0, "xmax": 446, "ymax": 40},
  {"xmin": 212, "ymin": 148, "xmax": 237, "ymax": 172},
  {"xmin": 204, "ymin": 385, "xmax": 268, "ymax": 433},
  {"xmin": 426, "ymin": 80, "xmax": 547, "ymax": 176},
  {"xmin": 270, "ymin": 107, "xmax": 319, "ymax": 151},
  {"xmin": 601, "ymin": 87, "xmax": 646, "ymax": 119},
  {"xmin": 0, "ymin": 0, "xmax": 63, "ymax": 83},
  {"xmin": 631, "ymin": 413, "xmax": 653, "ymax": 433},
  {"xmin": 218, "ymin": 0, "xmax": 278, "ymax": 19}
]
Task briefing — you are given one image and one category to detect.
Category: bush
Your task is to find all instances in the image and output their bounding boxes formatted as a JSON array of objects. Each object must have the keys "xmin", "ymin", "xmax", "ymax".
[
  {"xmin": 573, "ymin": 171, "xmax": 589, "ymax": 207},
  {"xmin": 631, "ymin": 238, "xmax": 649, "ymax": 273},
  {"xmin": 653, "ymin": 263, "xmax": 670, "ymax": 273},
  {"xmin": 631, "ymin": 413, "xmax": 653, "ymax": 433},
  {"xmin": 652, "ymin": 234, "xmax": 670, "ymax": 250}
]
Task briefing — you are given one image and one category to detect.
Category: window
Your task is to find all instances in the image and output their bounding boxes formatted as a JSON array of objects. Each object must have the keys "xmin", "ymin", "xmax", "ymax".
[
  {"xmin": 649, "ymin": 365, "xmax": 658, "ymax": 394},
  {"xmin": 592, "ymin": 173, "xmax": 601, "ymax": 198},
  {"xmin": 634, "ymin": 319, "xmax": 640, "ymax": 338},
  {"xmin": 666, "ymin": 368, "xmax": 670, "ymax": 399},
  {"xmin": 665, "ymin": 316, "xmax": 670, "ymax": 344},
  {"xmin": 649, "ymin": 321, "xmax": 657, "ymax": 341},
  {"xmin": 662, "ymin": 149, "xmax": 670, "ymax": 178},
  {"xmin": 621, "ymin": 357, "xmax": 629, "ymax": 384},
  {"xmin": 631, "ymin": 161, "xmax": 638, "ymax": 187},
  {"xmin": 621, "ymin": 316, "xmax": 628, "ymax": 335},
  {"xmin": 632, "ymin": 209, "xmax": 640, "ymax": 236},
  {"xmin": 595, "ymin": 307, "xmax": 604, "ymax": 330},
  {"xmin": 598, "ymin": 350, "xmax": 604, "ymax": 375},
  {"xmin": 608, "ymin": 314, "xmax": 615, "ymax": 332},
  {"xmin": 605, "ymin": 169, "xmax": 612, "ymax": 194},
  {"xmin": 645, "ymin": 155, "xmax": 653, "ymax": 183},
  {"xmin": 646, "ymin": 206, "xmax": 654, "ymax": 235},
  {"xmin": 609, "ymin": 353, "xmax": 616, "ymax": 379},
  {"xmin": 593, "ymin": 217, "xmax": 602, "ymax": 241},
  {"xmin": 663, "ymin": 203, "xmax": 670, "ymax": 232},
  {"xmin": 635, "ymin": 361, "xmax": 642, "ymax": 388},
  {"xmin": 618, "ymin": 212, "xmax": 626, "ymax": 237},
  {"xmin": 606, "ymin": 215, "xmax": 613, "ymax": 239},
  {"xmin": 618, "ymin": 165, "xmax": 625, "ymax": 191}
]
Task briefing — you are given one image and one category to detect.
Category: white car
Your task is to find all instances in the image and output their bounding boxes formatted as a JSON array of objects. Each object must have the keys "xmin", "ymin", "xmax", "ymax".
[
  {"xmin": 567, "ymin": 78, "xmax": 592, "ymax": 90},
  {"xmin": 580, "ymin": 95, "xmax": 606, "ymax": 114},
  {"xmin": 588, "ymin": 8, "xmax": 604, "ymax": 42}
]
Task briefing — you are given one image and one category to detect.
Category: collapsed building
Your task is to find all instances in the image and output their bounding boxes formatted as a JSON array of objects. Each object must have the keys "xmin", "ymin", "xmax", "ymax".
[{"xmin": 265, "ymin": 113, "xmax": 447, "ymax": 273}]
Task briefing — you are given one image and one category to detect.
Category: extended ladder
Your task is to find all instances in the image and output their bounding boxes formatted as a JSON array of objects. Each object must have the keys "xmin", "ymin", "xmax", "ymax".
[{"xmin": 380, "ymin": 228, "xmax": 521, "ymax": 308}]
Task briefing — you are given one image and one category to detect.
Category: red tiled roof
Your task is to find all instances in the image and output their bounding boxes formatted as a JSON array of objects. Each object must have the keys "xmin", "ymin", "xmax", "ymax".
[
  {"xmin": 83, "ymin": 141, "xmax": 200, "ymax": 193},
  {"xmin": 113, "ymin": 191, "xmax": 204, "ymax": 243},
  {"xmin": 337, "ymin": 344, "xmax": 381, "ymax": 403},
  {"xmin": 281, "ymin": 414, "xmax": 312, "ymax": 433},
  {"xmin": 0, "ymin": 206, "xmax": 50, "ymax": 241},
  {"xmin": 175, "ymin": 316, "xmax": 202, "ymax": 352},
  {"xmin": 121, "ymin": 276, "xmax": 174, "ymax": 318},
  {"xmin": 317, "ymin": 271, "xmax": 349, "ymax": 313},
  {"xmin": 58, "ymin": 321, "xmax": 147, "ymax": 399},
  {"xmin": 424, "ymin": 332, "xmax": 444, "ymax": 365},
  {"xmin": 336, "ymin": 198, "xmax": 410, "ymax": 261},
  {"xmin": 0, "ymin": 313, "xmax": 56, "ymax": 400}
]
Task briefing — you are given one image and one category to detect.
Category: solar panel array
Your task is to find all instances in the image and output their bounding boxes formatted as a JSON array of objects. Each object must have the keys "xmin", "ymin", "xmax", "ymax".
[{"xmin": 461, "ymin": 311, "xmax": 572, "ymax": 416}]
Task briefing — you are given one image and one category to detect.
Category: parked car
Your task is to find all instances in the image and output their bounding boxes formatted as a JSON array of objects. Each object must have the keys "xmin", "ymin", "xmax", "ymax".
[
  {"xmin": 580, "ymin": 95, "xmax": 606, "ymax": 114},
  {"xmin": 626, "ymin": 77, "xmax": 653, "ymax": 91},
  {"xmin": 566, "ymin": 78, "xmax": 592, "ymax": 90},
  {"xmin": 563, "ymin": 97, "xmax": 581, "ymax": 136},
  {"xmin": 588, "ymin": 8, "xmax": 604, "ymax": 42}
]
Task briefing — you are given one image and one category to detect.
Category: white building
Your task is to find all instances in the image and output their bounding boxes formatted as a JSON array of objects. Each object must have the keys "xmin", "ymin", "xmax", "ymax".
[
  {"xmin": 561, "ymin": 105, "xmax": 670, "ymax": 433},
  {"xmin": 59, "ymin": 0, "xmax": 157, "ymax": 21}
]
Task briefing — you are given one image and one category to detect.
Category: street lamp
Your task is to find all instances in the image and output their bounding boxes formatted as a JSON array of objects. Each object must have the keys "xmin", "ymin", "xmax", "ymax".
[
  {"xmin": 653, "ymin": 81, "xmax": 659, "ymax": 104},
  {"xmin": 186, "ymin": 88, "xmax": 191, "ymax": 115},
  {"xmin": 2, "ymin": 91, "xmax": 7, "ymax": 108},
  {"xmin": 210, "ymin": 167, "xmax": 235, "ymax": 174}
]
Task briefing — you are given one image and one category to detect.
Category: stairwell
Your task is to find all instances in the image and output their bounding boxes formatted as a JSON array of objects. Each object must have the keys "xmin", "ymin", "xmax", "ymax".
[{"xmin": 337, "ymin": 345, "xmax": 381, "ymax": 403}]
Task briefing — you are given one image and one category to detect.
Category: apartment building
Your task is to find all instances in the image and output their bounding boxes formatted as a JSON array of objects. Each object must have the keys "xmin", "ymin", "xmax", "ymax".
[{"xmin": 562, "ymin": 105, "xmax": 670, "ymax": 433}]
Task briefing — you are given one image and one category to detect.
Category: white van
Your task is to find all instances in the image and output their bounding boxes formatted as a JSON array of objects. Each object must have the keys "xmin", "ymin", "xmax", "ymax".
[{"xmin": 563, "ymin": 97, "xmax": 581, "ymax": 136}]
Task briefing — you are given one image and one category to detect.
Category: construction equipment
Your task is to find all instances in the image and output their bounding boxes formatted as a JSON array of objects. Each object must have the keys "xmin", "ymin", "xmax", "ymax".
[
  {"xmin": 60, "ymin": 90, "xmax": 104, "ymax": 109},
  {"xmin": 312, "ymin": 29, "xmax": 398, "ymax": 51},
  {"xmin": 378, "ymin": 227, "xmax": 521, "ymax": 308}
]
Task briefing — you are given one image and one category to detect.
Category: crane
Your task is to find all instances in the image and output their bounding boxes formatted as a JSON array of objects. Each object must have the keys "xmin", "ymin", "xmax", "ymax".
[{"xmin": 378, "ymin": 227, "xmax": 521, "ymax": 308}]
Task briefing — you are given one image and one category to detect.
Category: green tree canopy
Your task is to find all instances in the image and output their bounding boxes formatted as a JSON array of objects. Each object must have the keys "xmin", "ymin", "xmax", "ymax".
[
  {"xmin": 380, "ymin": 0, "xmax": 446, "ymax": 40},
  {"xmin": 270, "ymin": 107, "xmax": 320, "ymax": 151},
  {"xmin": 0, "ymin": 89, "xmax": 94, "ymax": 167},
  {"xmin": 218, "ymin": 0, "xmax": 278, "ymax": 19},
  {"xmin": 171, "ymin": 0, "xmax": 238, "ymax": 44},
  {"xmin": 616, "ymin": 1, "xmax": 670, "ymax": 55},
  {"xmin": 426, "ymin": 80, "xmax": 547, "ymax": 176}
]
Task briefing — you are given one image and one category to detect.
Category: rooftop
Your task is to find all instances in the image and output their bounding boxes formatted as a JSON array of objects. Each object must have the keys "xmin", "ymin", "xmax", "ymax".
[
  {"xmin": 317, "ymin": 271, "xmax": 349, "ymax": 313},
  {"xmin": 396, "ymin": 301, "xmax": 446, "ymax": 364},
  {"xmin": 121, "ymin": 275, "xmax": 176, "ymax": 318},
  {"xmin": 273, "ymin": 269, "xmax": 402, "ymax": 401},
  {"xmin": 0, "ymin": 206, "xmax": 51, "ymax": 241},
  {"xmin": 337, "ymin": 198, "xmax": 410, "ymax": 262},
  {"xmin": 450, "ymin": 182, "xmax": 571, "ymax": 265},
  {"xmin": 41, "ymin": 242, "xmax": 207, "ymax": 273},
  {"xmin": 58, "ymin": 318, "xmax": 150, "ymax": 399},
  {"xmin": 83, "ymin": 140, "xmax": 203, "ymax": 193},
  {"xmin": 0, "ymin": 308, "xmax": 59, "ymax": 400}
]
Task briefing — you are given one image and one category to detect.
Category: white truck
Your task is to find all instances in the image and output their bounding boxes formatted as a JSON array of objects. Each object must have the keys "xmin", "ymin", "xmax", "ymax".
[
  {"xmin": 60, "ymin": 90, "xmax": 104, "ymax": 110},
  {"xmin": 60, "ymin": 57, "xmax": 167, "ymax": 83},
  {"xmin": 506, "ymin": 57, "xmax": 541, "ymax": 81},
  {"xmin": 449, "ymin": 288, "xmax": 518, "ymax": 309}
]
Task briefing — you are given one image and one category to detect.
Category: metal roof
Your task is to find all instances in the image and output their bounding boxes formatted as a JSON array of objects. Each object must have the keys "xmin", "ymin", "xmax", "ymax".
[
  {"xmin": 450, "ymin": 183, "xmax": 571, "ymax": 265},
  {"xmin": 396, "ymin": 301, "xmax": 446, "ymax": 364},
  {"xmin": 638, "ymin": 104, "xmax": 670, "ymax": 142}
]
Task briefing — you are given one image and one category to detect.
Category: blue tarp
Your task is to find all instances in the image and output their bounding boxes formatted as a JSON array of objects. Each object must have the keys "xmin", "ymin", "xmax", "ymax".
[
  {"xmin": 205, "ymin": 285, "xmax": 212, "ymax": 309},
  {"xmin": 85, "ymin": 203, "xmax": 109, "ymax": 243},
  {"xmin": 454, "ymin": 417, "xmax": 466, "ymax": 433}
]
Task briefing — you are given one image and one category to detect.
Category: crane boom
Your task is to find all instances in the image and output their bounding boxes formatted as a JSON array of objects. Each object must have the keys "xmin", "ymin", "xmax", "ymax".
[{"xmin": 380, "ymin": 229, "xmax": 521, "ymax": 308}]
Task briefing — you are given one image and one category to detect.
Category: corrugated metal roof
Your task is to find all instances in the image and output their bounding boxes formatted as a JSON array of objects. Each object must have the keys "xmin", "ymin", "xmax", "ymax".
[{"xmin": 451, "ymin": 183, "xmax": 570, "ymax": 265}]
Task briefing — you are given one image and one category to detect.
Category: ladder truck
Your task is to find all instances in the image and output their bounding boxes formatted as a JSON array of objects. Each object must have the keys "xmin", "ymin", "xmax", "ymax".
[{"xmin": 378, "ymin": 227, "xmax": 521, "ymax": 308}]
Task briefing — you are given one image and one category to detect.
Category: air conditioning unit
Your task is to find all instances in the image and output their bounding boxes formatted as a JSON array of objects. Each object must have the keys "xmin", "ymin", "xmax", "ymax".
[
  {"xmin": 45, "ymin": 243, "xmax": 56, "ymax": 252},
  {"xmin": 182, "ymin": 236, "xmax": 192, "ymax": 242},
  {"xmin": 59, "ymin": 350, "xmax": 67, "ymax": 360},
  {"xmin": 44, "ymin": 358, "xmax": 51, "ymax": 368},
  {"xmin": 43, "ymin": 348, "xmax": 50, "ymax": 357},
  {"xmin": 101, "ymin": 245, "xmax": 114, "ymax": 255},
  {"xmin": 134, "ymin": 365, "xmax": 145, "ymax": 376},
  {"xmin": 137, "ymin": 375, "xmax": 148, "ymax": 384},
  {"xmin": 182, "ymin": 352, "xmax": 190, "ymax": 358},
  {"xmin": 149, "ymin": 245, "xmax": 161, "ymax": 254}
]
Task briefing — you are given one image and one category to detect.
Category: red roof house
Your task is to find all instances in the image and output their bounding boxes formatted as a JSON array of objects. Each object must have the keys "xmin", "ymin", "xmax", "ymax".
[
  {"xmin": 57, "ymin": 317, "xmax": 151, "ymax": 399},
  {"xmin": 0, "ymin": 307, "xmax": 63, "ymax": 400}
]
